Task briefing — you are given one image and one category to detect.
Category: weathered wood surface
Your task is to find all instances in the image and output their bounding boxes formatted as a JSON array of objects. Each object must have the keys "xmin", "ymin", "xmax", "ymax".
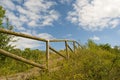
[
  {"xmin": 49, "ymin": 39, "xmax": 75, "ymax": 42},
  {"xmin": 67, "ymin": 44, "xmax": 74, "ymax": 53},
  {"xmin": 49, "ymin": 46, "xmax": 66, "ymax": 59},
  {"xmin": 65, "ymin": 41, "xmax": 69, "ymax": 59},
  {"xmin": 0, "ymin": 49, "xmax": 46, "ymax": 69},
  {"xmin": 0, "ymin": 28, "xmax": 82, "ymax": 80},
  {"xmin": 73, "ymin": 41, "xmax": 76, "ymax": 54},
  {"xmin": 75, "ymin": 41, "xmax": 81, "ymax": 48},
  {"xmin": 0, "ymin": 28, "xmax": 47, "ymax": 42},
  {"xmin": 46, "ymin": 41, "xmax": 50, "ymax": 69}
]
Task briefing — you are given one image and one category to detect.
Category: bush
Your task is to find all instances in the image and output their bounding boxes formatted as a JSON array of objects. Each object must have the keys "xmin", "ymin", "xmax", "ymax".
[{"xmin": 29, "ymin": 41, "xmax": 120, "ymax": 80}]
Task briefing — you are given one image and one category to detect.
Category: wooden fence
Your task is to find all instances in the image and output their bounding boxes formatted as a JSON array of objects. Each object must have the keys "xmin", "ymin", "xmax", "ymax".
[{"xmin": 0, "ymin": 28, "xmax": 81, "ymax": 70}]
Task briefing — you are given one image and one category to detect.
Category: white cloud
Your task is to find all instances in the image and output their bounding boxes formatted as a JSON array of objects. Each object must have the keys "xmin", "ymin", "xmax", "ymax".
[
  {"xmin": 11, "ymin": 32, "xmax": 55, "ymax": 49},
  {"xmin": 28, "ymin": 21, "xmax": 37, "ymax": 27},
  {"xmin": 37, "ymin": 33, "xmax": 55, "ymax": 40},
  {"xmin": 109, "ymin": 19, "xmax": 120, "ymax": 29},
  {"xmin": 11, "ymin": 37, "xmax": 42, "ymax": 49},
  {"xmin": 26, "ymin": 30, "xmax": 55, "ymax": 40},
  {"xmin": 59, "ymin": 0, "xmax": 72, "ymax": 4},
  {"xmin": 0, "ymin": 0, "xmax": 16, "ymax": 10},
  {"xmin": 41, "ymin": 10, "xmax": 59, "ymax": 26},
  {"xmin": 90, "ymin": 35, "xmax": 100, "ymax": 41},
  {"xmin": 0, "ymin": 0, "xmax": 59, "ymax": 30},
  {"xmin": 67, "ymin": 0, "xmax": 120, "ymax": 31}
]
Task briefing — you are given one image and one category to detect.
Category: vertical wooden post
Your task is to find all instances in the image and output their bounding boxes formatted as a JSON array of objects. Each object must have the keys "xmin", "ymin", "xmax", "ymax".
[
  {"xmin": 73, "ymin": 41, "xmax": 76, "ymax": 54},
  {"xmin": 65, "ymin": 41, "xmax": 69, "ymax": 59},
  {"xmin": 46, "ymin": 40, "xmax": 49, "ymax": 69}
]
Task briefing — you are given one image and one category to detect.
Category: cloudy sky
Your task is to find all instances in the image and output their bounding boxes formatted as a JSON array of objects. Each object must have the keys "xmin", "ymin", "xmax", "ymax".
[{"xmin": 0, "ymin": 0, "xmax": 120, "ymax": 49}]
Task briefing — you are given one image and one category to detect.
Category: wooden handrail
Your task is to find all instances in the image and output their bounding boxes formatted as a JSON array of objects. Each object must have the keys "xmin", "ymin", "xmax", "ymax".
[
  {"xmin": 49, "ymin": 39, "xmax": 75, "ymax": 42},
  {"xmin": 0, "ymin": 49, "xmax": 46, "ymax": 69},
  {"xmin": 0, "ymin": 28, "xmax": 47, "ymax": 42},
  {"xmin": 0, "ymin": 28, "xmax": 81, "ymax": 69}
]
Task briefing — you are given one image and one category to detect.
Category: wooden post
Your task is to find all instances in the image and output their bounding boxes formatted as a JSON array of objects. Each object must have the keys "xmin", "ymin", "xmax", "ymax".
[
  {"xmin": 65, "ymin": 41, "xmax": 69, "ymax": 59},
  {"xmin": 73, "ymin": 41, "xmax": 76, "ymax": 54},
  {"xmin": 46, "ymin": 40, "xmax": 49, "ymax": 69}
]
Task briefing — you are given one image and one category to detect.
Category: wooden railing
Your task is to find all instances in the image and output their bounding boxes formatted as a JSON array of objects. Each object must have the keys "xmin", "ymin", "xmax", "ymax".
[{"xmin": 0, "ymin": 28, "xmax": 81, "ymax": 70}]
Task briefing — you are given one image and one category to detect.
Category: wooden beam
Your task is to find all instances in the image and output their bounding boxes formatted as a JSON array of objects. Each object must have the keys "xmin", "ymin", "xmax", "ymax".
[
  {"xmin": 73, "ymin": 41, "xmax": 76, "ymax": 54},
  {"xmin": 0, "ymin": 49, "xmax": 46, "ymax": 69},
  {"xmin": 65, "ymin": 41, "xmax": 69, "ymax": 59},
  {"xmin": 67, "ymin": 44, "xmax": 74, "ymax": 53},
  {"xmin": 0, "ymin": 28, "xmax": 47, "ymax": 42},
  {"xmin": 75, "ymin": 41, "xmax": 81, "ymax": 48},
  {"xmin": 49, "ymin": 39, "xmax": 75, "ymax": 42},
  {"xmin": 46, "ymin": 41, "xmax": 49, "ymax": 69},
  {"xmin": 49, "ymin": 46, "xmax": 66, "ymax": 59}
]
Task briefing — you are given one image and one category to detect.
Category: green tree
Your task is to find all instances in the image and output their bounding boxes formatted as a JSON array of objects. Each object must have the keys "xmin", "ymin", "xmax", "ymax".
[
  {"xmin": 99, "ymin": 43, "xmax": 111, "ymax": 51},
  {"xmin": 0, "ymin": 6, "xmax": 5, "ymax": 25},
  {"xmin": 113, "ymin": 46, "xmax": 120, "ymax": 53},
  {"xmin": 0, "ymin": 6, "xmax": 14, "ymax": 61},
  {"xmin": 87, "ymin": 39, "xmax": 98, "ymax": 49}
]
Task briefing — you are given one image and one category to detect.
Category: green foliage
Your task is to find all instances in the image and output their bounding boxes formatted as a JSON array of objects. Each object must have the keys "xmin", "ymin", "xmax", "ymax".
[
  {"xmin": 1, "ymin": 39, "xmax": 119, "ymax": 80},
  {"xmin": 29, "ymin": 40, "xmax": 120, "ymax": 80},
  {"xmin": 87, "ymin": 39, "xmax": 98, "ymax": 49},
  {"xmin": 0, "ymin": 6, "xmax": 15, "ymax": 61},
  {"xmin": 0, "ymin": 18, "xmax": 120, "ymax": 80},
  {"xmin": 0, "ymin": 48, "xmax": 46, "ymax": 76},
  {"xmin": 0, "ymin": 8, "xmax": 14, "ymax": 50},
  {"xmin": 0, "ymin": 6, "xmax": 5, "ymax": 25},
  {"xmin": 99, "ymin": 43, "xmax": 111, "ymax": 51}
]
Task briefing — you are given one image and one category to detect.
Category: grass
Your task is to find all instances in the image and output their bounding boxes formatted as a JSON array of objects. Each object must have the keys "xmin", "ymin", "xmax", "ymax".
[
  {"xmin": 0, "ymin": 41, "xmax": 120, "ymax": 80},
  {"xmin": 0, "ymin": 48, "xmax": 46, "ymax": 76},
  {"xmin": 28, "ymin": 48, "xmax": 120, "ymax": 80}
]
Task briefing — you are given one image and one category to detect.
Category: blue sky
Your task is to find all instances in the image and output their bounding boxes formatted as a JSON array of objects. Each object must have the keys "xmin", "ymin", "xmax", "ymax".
[{"xmin": 0, "ymin": 0, "xmax": 120, "ymax": 49}]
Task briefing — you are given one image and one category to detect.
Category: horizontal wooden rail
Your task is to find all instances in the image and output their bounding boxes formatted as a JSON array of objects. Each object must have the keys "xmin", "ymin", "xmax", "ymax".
[
  {"xmin": 49, "ymin": 46, "xmax": 66, "ymax": 59},
  {"xmin": 0, "ymin": 28, "xmax": 47, "ymax": 42},
  {"xmin": 0, "ymin": 49, "xmax": 46, "ymax": 69},
  {"xmin": 49, "ymin": 39, "xmax": 75, "ymax": 42},
  {"xmin": 0, "ymin": 28, "xmax": 81, "ymax": 70}
]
